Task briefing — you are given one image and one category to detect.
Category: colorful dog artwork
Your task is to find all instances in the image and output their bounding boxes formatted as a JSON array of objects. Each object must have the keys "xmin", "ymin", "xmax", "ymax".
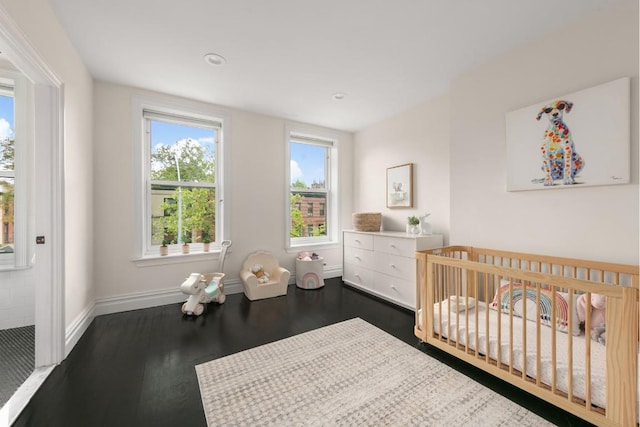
[{"xmin": 533, "ymin": 100, "xmax": 584, "ymax": 186}]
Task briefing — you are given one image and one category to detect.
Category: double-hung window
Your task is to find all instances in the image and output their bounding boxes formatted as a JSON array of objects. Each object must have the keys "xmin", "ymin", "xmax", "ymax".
[
  {"xmin": 287, "ymin": 128, "xmax": 339, "ymax": 248},
  {"xmin": 135, "ymin": 99, "xmax": 227, "ymax": 259},
  {"xmin": 0, "ymin": 81, "xmax": 14, "ymax": 265},
  {"xmin": 0, "ymin": 73, "xmax": 30, "ymax": 270}
]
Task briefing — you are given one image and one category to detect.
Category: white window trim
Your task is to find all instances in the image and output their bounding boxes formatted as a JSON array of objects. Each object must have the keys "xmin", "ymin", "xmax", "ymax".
[
  {"xmin": 0, "ymin": 71, "xmax": 33, "ymax": 271},
  {"xmin": 285, "ymin": 124, "xmax": 340, "ymax": 250},
  {"xmin": 132, "ymin": 96, "xmax": 231, "ymax": 263}
]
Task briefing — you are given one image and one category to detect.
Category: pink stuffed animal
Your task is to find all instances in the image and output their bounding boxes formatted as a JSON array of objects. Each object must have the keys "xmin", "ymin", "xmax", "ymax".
[{"xmin": 576, "ymin": 293, "xmax": 606, "ymax": 329}]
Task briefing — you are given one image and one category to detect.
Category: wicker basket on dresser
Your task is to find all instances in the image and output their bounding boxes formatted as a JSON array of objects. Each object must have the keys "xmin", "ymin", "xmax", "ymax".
[{"xmin": 342, "ymin": 230, "xmax": 443, "ymax": 310}]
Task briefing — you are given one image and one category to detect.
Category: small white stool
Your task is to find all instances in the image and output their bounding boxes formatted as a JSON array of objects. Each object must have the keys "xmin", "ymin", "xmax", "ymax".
[{"xmin": 295, "ymin": 258, "xmax": 325, "ymax": 289}]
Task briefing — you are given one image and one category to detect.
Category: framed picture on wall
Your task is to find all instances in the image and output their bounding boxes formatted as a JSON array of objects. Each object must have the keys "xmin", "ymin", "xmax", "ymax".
[
  {"xmin": 386, "ymin": 163, "xmax": 413, "ymax": 208},
  {"xmin": 505, "ymin": 77, "xmax": 630, "ymax": 191}
]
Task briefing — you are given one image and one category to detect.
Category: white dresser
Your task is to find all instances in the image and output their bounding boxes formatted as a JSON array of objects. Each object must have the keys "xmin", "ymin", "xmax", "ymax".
[{"xmin": 342, "ymin": 230, "xmax": 443, "ymax": 310}]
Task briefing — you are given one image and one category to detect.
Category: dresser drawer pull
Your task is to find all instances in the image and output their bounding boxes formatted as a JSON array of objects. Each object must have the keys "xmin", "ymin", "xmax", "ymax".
[
  {"xmin": 390, "ymin": 264, "xmax": 397, "ymax": 269},
  {"xmin": 389, "ymin": 244, "xmax": 396, "ymax": 248},
  {"xmin": 354, "ymin": 239, "xmax": 361, "ymax": 243},
  {"xmin": 354, "ymin": 256, "xmax": 361, "ymax": 260},
  {"xmin": 391, "ymin": 285, "xmax": 397, "ymax": 290}
]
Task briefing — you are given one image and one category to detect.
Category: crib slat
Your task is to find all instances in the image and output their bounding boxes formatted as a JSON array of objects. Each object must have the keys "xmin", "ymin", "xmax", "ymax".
[
  {"xmin": 567, "ymin": 288, "xmax": 574, "ymax": 404},
  {"xmin": 454, "ymin": 266, "xmax": 459, "ymax": 345},
  {"xmin": 495, "ymin": 276, "xmax": 500, "ymax": 367},
  {"xmin": 535, "ymin": 286, "xmax": 541, "ymax": 387},
  {"xmin": 585, "ymin": 292, "xmax": 592, "ymax": 409},
  {"xmin": 492, "ymin": 273, "xmax": 502, "ymax": 360},
  {"xmin": 521, "ymin": 280, "xmax": 528, "ymax": 380},
  {"xmin": 508, "ymin": 281, "xmax": 514, "ymax": 374},
  {"xmin": 476, "ymin": 273, "xmax": 481, "ymax": 359},
  {"xmin": 551, "ymin": 285, "xmax": 557, "ymax": 394}
]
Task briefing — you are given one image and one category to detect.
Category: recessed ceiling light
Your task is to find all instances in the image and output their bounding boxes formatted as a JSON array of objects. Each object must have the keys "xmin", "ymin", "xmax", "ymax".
[
  {"xmin": 332, "ymin": 93, "xmax": 346, "ymax": 100},
  {"xmin": 203, "ymin": 53, "xmax": 226, "ymax": 66}
]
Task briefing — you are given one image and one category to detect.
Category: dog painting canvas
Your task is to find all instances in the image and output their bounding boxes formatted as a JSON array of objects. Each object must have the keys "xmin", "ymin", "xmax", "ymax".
[{"xmin": 506, "ymin": 77, "xmax": 629, "ymax": 191}]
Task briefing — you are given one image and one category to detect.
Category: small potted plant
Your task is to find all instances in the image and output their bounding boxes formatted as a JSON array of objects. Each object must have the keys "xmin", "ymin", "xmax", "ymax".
[
  {"xmin": 202, "ymin": 233, "xmax": 212, "ymax": 252},
  {"xmin": 407, "ymin": 215, "xmax": 420, "ymax": 234},
  {"xmin": 181, "ymin": 234, "xmax": 192, "ymax": 254},
  {"xmin": 160, "ymin": 239, "xmax": 170, "ymax": 256}
]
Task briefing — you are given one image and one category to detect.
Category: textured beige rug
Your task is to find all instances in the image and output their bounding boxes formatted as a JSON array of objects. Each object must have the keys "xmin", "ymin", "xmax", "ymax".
[{"xmin": 196, "ymin": 318, "xmax": 554, "ymax": 426}]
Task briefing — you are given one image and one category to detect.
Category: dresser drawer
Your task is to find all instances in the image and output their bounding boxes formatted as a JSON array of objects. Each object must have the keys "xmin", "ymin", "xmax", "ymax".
[
  {"xmin": 343, "ymin": 232, "xmax": 374, "ymax": 250},
  {"xmin": 374, "ymin": 273, "xmax": 415, "ymax": 310},
  {"xmin": 343, "ymin": 263, "xmax": 374, "ymax": 289},
  {"xmin": 374, "ymin": 252, "xmax": 415, "ymax": 281},
  {"xmin": 373, "ymin": 235, "xmax": 415, "ymax": 257},
  {"xmin": 343, "ymin": 246, "xmax": 374, "ymax": 269}
]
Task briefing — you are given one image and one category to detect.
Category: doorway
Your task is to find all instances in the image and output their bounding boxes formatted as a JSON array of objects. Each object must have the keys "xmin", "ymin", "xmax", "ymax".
[{"xmin": 0, "ymin": 6, "xmax": 65, "ymax": 425}]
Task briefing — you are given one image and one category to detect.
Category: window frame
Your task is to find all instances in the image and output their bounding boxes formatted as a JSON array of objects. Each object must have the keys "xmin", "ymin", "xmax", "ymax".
[
  {"xmin": 0, "ymin": 72, "xmax": 31, "ymax": 270},
  {"xmin": 133, "ymin": 96, "xmax": 230, "ymax": 261},
  {"xmin": 285, "ymin": 126, "xmax": 339, "ymax": 250}
]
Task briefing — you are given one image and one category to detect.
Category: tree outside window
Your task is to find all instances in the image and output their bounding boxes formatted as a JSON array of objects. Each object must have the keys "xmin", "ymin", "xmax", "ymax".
[{"xmin": 148, "ymin": 116, "xmax": 217, "ymax": 248}]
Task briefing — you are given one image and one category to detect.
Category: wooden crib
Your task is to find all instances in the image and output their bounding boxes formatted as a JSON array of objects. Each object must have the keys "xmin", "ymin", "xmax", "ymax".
[{"xmin": 414, "ymin": 246, "xmax": 639, "ymax": 426}]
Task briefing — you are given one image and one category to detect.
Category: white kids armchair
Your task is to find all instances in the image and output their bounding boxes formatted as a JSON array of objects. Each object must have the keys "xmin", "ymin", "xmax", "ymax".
[{"xmin": 240, "ymin": 251, "xmax": 290, "ymax": 300}]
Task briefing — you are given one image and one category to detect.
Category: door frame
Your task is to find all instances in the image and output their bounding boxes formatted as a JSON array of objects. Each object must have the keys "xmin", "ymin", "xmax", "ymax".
[{"xmin": 0, "ymin": 7, "xmax": 65, "ymax": 367}]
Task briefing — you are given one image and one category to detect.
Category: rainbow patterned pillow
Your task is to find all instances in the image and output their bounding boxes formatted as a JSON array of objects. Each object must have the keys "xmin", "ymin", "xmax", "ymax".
[{"xmin": 490, "ymin": 283, "xmax": 581, "ymax": 336}]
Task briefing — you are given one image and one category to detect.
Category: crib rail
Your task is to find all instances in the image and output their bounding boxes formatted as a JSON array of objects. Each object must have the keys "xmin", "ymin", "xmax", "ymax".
[{"xmin": 415, "ymin": 246, "xmax": 639, "ymax": 427}]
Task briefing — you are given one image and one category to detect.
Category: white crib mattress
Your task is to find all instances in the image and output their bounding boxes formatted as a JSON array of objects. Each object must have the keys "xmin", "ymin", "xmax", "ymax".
[{"xmin": 428, "ymin": 301, "xmax": 640, "ymax": 411}]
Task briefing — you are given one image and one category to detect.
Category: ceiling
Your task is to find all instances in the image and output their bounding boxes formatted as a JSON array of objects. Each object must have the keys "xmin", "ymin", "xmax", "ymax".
[{"xmin": 49, "ymin": 0, "xmax": 619, "ymax": 132}]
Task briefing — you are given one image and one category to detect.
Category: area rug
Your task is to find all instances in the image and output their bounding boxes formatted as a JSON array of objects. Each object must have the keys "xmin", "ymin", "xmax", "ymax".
[
  {"xmin": 195, "ymin": 318, "xmax": 553, "ymax": 426},
  {"xmin": 0, "ymin": 325, "xmax": 34, "ymax": 408}
]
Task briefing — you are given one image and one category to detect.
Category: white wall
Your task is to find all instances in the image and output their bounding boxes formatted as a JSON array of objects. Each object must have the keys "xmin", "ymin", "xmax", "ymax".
[
  {"xmin": 449, "ymin": 3, "xmax": 639, "ymax": 264},
  {"xmin": 353, "ymin": 93, "xmax": 451, "ymax": 241},
  {"xmin": 93, "ymin": 81, "xmax": 353, "ymax": 301},
  {"xmin": 353, "ymin": 4, "xmax": 638, "ymax": 265},
  {"xmin": 0, "ymin": 0, "xmax": 95, "ymax": 328}
]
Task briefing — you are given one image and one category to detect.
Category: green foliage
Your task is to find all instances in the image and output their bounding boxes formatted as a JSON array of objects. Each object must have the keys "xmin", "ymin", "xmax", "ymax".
[
  {"xmin": 0, "ymin": 179, "xmax": 13, "ymax": 225},
  {"xmin": 291, "ymin": 179, "xmax": 307, "ymax": 189},
  {"xmin": 290, "ymin": 193, "xmax": 304, "ymax": 237},
  {"xmin": 0, "ymin": 138, "xmax": 14, "ymax": 171},
  {"xmin": 311, "ymin": 223, "xmax": 326, "ymax": 237},
  {"xmin": 408, "ymin": 215, "xmax": 419, "ymax": 225},
  {"xmin": 159, "ymin": 188, "xmax": 215, "ymax": 244},
  {"xmin": 154, "ymin": 138, "xmax": 216, "ymax": 245},
  {"xmin": 151, "ymin": 139, "xmax": 214, "ymax": 182}
]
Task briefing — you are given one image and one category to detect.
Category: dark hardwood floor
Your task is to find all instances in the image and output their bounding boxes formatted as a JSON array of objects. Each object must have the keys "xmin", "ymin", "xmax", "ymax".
[{"xmin": 14, "ymin": 279, "xmax": 592, "ymax": 426}]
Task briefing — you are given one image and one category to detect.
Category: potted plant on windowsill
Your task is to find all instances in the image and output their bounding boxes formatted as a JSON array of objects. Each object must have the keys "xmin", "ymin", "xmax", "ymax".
[
  {"xmin": 181, "ymin": 235, "xmax": 192, "ymax": 254},
  {"xmin": 160, "ymin": 239, "xmax": 171, "ymax": 256},
  {"xmin": 202, "ymin": 233, "xmax": 212, "ymax": 252}
]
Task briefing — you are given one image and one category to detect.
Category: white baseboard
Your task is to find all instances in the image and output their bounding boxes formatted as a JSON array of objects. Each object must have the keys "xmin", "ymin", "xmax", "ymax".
[
  {"xmin": 65, "ymin": 303, "xmax": 95, "ymax": 357},
  {"xmin": 288, "ymin": 264, "xmax": 342, "ymax": 283},
  {"xmin": 323, "ymin": 264, "xmax": 342, "ymax": 279},
  {"xmin": 93, "ymin": 279, "xmax": 245, "ymax": 317}
]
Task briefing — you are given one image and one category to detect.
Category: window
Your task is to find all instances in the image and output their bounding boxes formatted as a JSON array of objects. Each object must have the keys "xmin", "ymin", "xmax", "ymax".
[
  {"xmin": 286, "ymin": 128, "xmax": 339, "ymax": 248},
  {"xmin": 0, "ymin": 81, "xmax": 15, "ymax": 263},
  {"xmin": 134, "ymin": 98, "xmax": 228, "ymax": 259}
]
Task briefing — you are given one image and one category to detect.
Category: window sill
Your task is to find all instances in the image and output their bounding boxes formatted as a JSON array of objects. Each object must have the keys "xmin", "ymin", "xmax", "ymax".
[
  {"xmin": 132, "ymin": 250, "xmax": 221, "ymax": 268},
  {"xmin": 0, "ymin": 263, "xmax": 33, "ymax": 272}
]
